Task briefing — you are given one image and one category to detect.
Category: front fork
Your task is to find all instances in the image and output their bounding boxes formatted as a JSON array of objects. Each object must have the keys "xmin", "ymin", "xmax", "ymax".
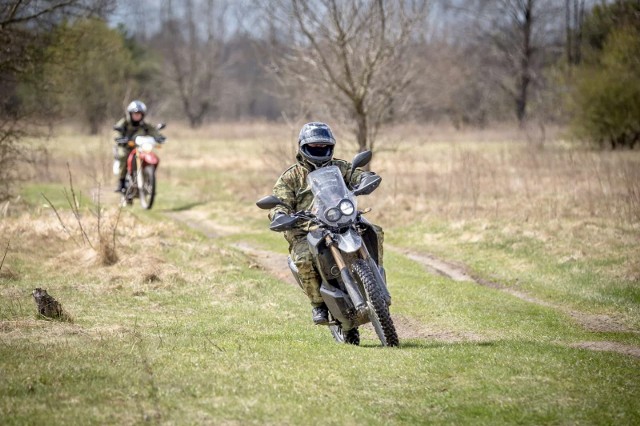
[
  {"xmin": 135, "ymin": 153, "xmax": 144, "ymax": 189},
  {"xmin": 326, "ymin": 235, "xmax": 368, "ymax": 311}
]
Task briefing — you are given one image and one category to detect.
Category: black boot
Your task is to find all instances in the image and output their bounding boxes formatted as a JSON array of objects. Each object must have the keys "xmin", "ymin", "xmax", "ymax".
[
  {"xmin": 114, "ymin": 179, "xmax": 125, "ymax": 193},
  {"xmin": 312, "ymin": 304, "xmax": 329, "ymax": 325}
]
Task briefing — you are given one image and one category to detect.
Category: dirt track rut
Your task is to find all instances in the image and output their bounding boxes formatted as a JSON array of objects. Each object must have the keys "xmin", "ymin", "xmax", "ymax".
[{"xmin": 167, "ymin": 209, "xmax": 640, "ymax": 357}]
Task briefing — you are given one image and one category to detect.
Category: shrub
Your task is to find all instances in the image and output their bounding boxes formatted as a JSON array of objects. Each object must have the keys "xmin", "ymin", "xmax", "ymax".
[{"xmin": 570, "ymin": 26, "xmax": 640, "ymax": 149}]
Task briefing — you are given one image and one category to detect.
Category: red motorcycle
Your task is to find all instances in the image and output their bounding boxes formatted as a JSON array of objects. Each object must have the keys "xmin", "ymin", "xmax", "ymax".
[{"xmin": 114, "ymin": 123, "xmax": 166, "ymax": 209}]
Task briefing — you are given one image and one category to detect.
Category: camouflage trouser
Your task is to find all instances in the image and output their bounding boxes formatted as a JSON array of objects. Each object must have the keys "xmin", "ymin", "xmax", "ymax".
[
  {"xmin": 289, "ymin": 236, "xmax": 324, "ymax": 307},
  {"xmin": 115, "ymin": 145, "xmax": 133, "ymax": 180},
  {"xmin": 288, "ymin": 224, "xmax": 384, "ymax": 307}
]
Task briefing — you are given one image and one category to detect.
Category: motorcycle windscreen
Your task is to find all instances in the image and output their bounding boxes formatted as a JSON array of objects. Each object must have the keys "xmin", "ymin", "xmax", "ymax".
[{"xmin": 307, "ymin": 166, "xmax": 357, "ymax": 226}]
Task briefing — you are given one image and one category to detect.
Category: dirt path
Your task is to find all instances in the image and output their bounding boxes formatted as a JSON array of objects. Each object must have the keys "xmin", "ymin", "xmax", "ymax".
[
  {"xmin": 396, "ymin": 248, "xmax": 633, "ymax": 334},
  {"xmin": 167, "ymin": 209, "xmax": 640, "ymax": 357},
  {"xmin": 394, "ymin": 247, "xmax": 640, "ymax": 358}
]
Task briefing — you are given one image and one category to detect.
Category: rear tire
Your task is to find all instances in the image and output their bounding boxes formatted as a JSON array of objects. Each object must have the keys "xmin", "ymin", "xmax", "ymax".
[
  {"xmin": 352, "ymin": 259, "xmax": 399, "ymax": 347},
  {"xmin": 139, "ymin": 165, "xmax": 156, "ymax": 210}
]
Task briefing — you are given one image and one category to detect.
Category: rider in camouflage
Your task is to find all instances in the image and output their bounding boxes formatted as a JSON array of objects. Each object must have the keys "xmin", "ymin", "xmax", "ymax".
[
  {"xmin": 269, "ymin": 122, "xmax": 384, "ymax": 324},
  {"xmin": 112, "ymin": 100, "xmax": 162, "ymax": 192}
]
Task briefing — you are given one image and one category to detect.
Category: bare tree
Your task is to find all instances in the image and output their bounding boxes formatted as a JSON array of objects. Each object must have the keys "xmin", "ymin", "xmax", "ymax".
[
  {"xmin": 156, "ymin": 0, "xmax": 229, "ymax": 128},
  {"xmin": 565, "ymin": 0, "xmax": 587, "ymax": 66},
  {"xmin": 265, "ymin": 0, "xmax": 429, "ymax": 153},
  {"xmin": 451, "ymin": 0, "xmax": 564, "ymax": 126}
]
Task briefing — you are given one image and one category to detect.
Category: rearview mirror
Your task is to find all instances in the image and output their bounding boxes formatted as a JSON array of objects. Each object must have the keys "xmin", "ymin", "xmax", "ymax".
[
  {"xmin": 350, "ymin": 151, "xmax": 372, "ymax": 178},
  {"xmin": 157, "ymin": 123, "xmax": 166, "ymax": 130}
]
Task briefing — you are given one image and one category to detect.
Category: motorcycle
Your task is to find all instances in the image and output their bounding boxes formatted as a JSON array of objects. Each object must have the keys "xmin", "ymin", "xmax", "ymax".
[
  {"xmin": 256, "ymin": 151, "xmax": 399, "ymax": 347},
  {"xmin": 113, "ymin": 123, "xmax": 166, "ymax": 209}
]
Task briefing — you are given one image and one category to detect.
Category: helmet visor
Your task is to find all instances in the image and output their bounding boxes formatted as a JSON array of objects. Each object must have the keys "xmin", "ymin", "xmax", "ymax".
[{"xmin": 304, "ymin": 144, "xmax": 333, "ymax": 158}]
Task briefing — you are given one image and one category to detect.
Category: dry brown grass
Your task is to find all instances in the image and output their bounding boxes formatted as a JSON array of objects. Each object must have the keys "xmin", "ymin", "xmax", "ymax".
[
  {"xmin": 220, "ymin": 121, "xmax": 639, "ymax": 226},
  {"xmin": 215, "ymin": 121, "xmax": 638, "ymax": 282},
  {"xmin": 19, "ymin": 121, "xmax": 640, "ymax": 227},
  {"xmin": 0, "ymin": 206, "xmax": 204, "ymax": 314},
  {"xmin": 372, "ymin": 141, "xmax": 640, "ymax": 225},
  {"xmin": 11, "ymin": 121, "xmax": 640, "ymax": 283}
]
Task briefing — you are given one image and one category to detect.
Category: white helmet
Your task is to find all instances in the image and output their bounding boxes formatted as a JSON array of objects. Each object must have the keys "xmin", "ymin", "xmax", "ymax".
[{"xmin": 127, "ymin": 100, "xmax": 147, "ymax": 119}]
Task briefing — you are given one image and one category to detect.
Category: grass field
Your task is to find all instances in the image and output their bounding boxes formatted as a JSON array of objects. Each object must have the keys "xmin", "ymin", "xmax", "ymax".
[{"xmin": 1, "ymin": 122, "xmax": 639, "ymax": 425}]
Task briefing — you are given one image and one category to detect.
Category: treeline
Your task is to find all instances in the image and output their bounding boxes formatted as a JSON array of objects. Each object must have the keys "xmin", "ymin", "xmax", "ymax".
[{"xmin": 1, "ymin": 0, "xmax": 639, "ymax": 149}]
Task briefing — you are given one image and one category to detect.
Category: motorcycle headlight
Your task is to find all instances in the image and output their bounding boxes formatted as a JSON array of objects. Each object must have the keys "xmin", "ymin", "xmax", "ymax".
[
  {"xmin": 339, "ymin": 200, "xmax": 355, "ymax": 216},
  {"xmin": 140, "ymin": 142, "xmax": 154, "ymax": 153},
  {"xmin": 325, "ymin": 207, "xmax": 342, "ymax": 222}
]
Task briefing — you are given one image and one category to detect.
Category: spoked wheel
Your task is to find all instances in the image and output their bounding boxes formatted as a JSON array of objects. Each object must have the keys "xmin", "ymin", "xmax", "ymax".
[
  {"xmin": 121, "ymin": 174, "xmax": 135, "ymax": 206},
  {"xmin": 329, "ymin": 322, "xmax": 360, "ymax": 345},
  {"xmin": 352, "ymin": 259, "xmax": 399, "ymax": 347},
  {"xmin": 139, "ymin": 165, "xmax": 156, "ymax": 210}
]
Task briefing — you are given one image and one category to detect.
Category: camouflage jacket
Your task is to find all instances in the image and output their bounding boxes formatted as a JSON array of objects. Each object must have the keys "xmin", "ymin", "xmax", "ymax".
[
  {"xmin": 269, "ymin": 153, "xmax": 373, "ymax": 240},
  {"xmin": 113, "ymin": 116, "xmax": 161, "ymax": 142}
]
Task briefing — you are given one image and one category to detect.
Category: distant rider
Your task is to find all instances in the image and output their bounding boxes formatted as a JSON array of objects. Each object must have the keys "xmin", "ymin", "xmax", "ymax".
[
  {"xmin": 112, "ymin": 100, "xmax": 163, "ymax": 193},
  {"xmin": 268, "ymin": 122, "xmax": 384, "ymax": 324}
]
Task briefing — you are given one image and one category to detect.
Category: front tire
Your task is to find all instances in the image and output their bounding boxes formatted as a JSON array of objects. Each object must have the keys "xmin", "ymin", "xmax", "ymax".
[
  {"xmin": 352, "ymin": 259, "xmax": 399, "ymax": 347},
  {"xmin": 329, "ymin": 323, "xmax": 360, "ymax": 345},
  {"xmin": 122, "ymin": 174, "xmax": 135, "ymax": 206},
  {"xmin": 139, "ymin": 165, "xmax": 156, "ymax": 210}
]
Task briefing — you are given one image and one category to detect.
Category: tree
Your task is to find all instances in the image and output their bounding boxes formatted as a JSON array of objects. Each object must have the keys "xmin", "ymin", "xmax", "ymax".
[
  {"xmin": 265, "ymin": 0, "xmax": 428, "ymax": 153},
  {"xmin": 154, "ymin": 0, "xmax": 229, "ymax": 128},
  {"xmin": 0, "ymin": 0, "xmax": 114, "ymax": 200},
  {"xmin": 43, "ymin": 18, "xmax": 134, "ymax": 134},
  {"xmin": 580, "ymin": 0, "xmax": 640, "ymax": 57},
  {"xmin": 569, "ymin": 1, "xmax": 640, "ymax": 149},
  {"xmin": 565, "ymin": 0, "xmax": 588, "ymax": 66},
  {"xmin": 450, "ymin": 0, "xmax": 564, "ymax": 126}
]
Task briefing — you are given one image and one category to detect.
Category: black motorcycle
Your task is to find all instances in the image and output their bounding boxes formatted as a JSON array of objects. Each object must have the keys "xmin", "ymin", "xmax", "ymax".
[{"xmin": 257, "ymin": 151, "xmax": 398, "ymax": 347}]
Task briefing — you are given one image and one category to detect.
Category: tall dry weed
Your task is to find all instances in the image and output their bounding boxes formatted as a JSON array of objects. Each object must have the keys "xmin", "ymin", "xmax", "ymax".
[
  {"xmin": 41, "ymin": 166, "xmax": 123, "ymax": 266},
  {"xmin": 361, "ymin": 126, "xmax": 640, "ymax": 227}
]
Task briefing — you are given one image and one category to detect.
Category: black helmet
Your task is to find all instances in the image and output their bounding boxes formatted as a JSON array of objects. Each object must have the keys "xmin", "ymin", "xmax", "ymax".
[
  {"xmin": 298, "ymin": 122, "xmax": 336, "ymax": 168},
  {"xmin": 127, "ymin": 100, "xmax": 147, "ymax": 123}
]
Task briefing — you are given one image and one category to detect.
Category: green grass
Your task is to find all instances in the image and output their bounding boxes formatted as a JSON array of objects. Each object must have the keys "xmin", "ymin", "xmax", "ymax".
[
  {"xmin": 2, "ymin": 247, "xmax": 639, "ymax": 425},
  {"xmin": 3, "ymin": 209, "xmax": 638, "ymax": 425},
  {"xmin": 1, "ymin": 126, "xmax": 639, "ymax": 425},
  {"xmin": 388, "ymin": 220, "xmax": 640, "ymax": 332}
]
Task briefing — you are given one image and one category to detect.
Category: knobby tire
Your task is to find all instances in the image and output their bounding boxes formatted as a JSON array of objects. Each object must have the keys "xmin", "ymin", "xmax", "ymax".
[
  {"xmin": 139, "ymin": 165, "xmax": 156, "ymax": 210},
  {"xmin": 329, "ymin": 323, "xmax": 360, "ymax": 345},
  {"xmin": 352, "ymin": 259, "xmax": 399, "ymax": 347}
]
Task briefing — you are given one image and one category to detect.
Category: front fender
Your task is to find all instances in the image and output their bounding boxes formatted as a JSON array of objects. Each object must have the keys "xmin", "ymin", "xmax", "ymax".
[
  {"xmin": 140, "ymin": 151, "xmax": 159, "ymax": 166},
  {"xmin": 126, "ymin": 148, "xmax": 137, "ymax": 173},
  {"xmin": 335, "ymin": 228, "xmax": 362, "ymax": 253}
]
